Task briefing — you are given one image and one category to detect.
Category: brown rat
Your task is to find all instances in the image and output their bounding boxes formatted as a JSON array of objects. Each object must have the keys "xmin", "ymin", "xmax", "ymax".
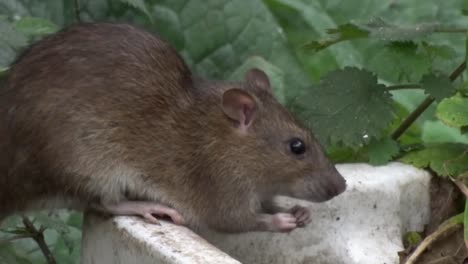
[{"xmin": 0, "ymin": 22, "xmax": 346, "ymax": 233}]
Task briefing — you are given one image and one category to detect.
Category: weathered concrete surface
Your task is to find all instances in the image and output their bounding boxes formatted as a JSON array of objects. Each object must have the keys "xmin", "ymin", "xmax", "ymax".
[
  {"xmin": 81, "ymin": 162, "xmax": 431, "ymax": 264},
  {"xmin": 197, "ymin": 162, "xmax": 432, "ymax": 264},
  {"xmin": 81, "ymin": 213, "xmax": 241, "ymax": 264}
]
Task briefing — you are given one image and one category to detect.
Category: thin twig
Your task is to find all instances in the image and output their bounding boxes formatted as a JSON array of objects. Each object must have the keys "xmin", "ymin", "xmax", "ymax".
[
  {"xmin": 392, "ymin": 61, "xmax": 467, "ymax": 140},
  {"xmin": 404, "ymin": 213, "xmax": 463, "ymax": 264},
  {"xmin": 22, "ymin": 217, "xmax": 56, "ymax": 264}
]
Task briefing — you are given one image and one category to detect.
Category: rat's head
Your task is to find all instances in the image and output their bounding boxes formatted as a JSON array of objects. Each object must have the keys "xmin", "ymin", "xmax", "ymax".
[{"xmin": 218, "ymin": 68, "xmax": 346, "ymax": 203}]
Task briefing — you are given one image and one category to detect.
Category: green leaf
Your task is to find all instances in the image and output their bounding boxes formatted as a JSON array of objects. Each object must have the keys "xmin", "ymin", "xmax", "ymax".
[
  {"xmin": 118, "ymin": 0, "xmax": 152, "ymax": 22},
  {"xmin": 303, "ymin": 23, "xmax": 369, "ymax": 52},
  {"xmin": 303, "ymin": 18, "xmax": 440, "ymax": 52},
  {"xmin": 462, "ymin": 126, "xmax": 468, "ymax": 134},
  {"xmin": 229, "ymin": 56, "xmax": 285, "ymax": 104},
  {"xmin": 421, "ymin": 73, "xmax": 455, "ymax": 102},
  {"xmin": 0, "ymin": 19, "xmax": 28, "ymax": 68},
  {"xmin": 464, "ymin": 0, "xmax": 468, "ymax": 16},
  {"xmin": 297, "ymin": 67, "xmax": 394, "ymax": 147},
  {"xmin": 403, "ymin": 231, "xmax": 422, "ymax": 247},
  {"xmin": 363, "ymin": 17, "xmax": 440, "ymax": 41},
  {"xmin": 400, "ymin": 143, "xmax": 468, "ymax": 177},
  {"xmin": 367, "ymin": 137, "xmax": 400, "ymax": 165},
  {"xmin": 367, "ymin": 41, "xmax": 431, "ymax": 83},
  {"xmin": 422, "ymin": 120, "xmax": 468, "ymax": 144},
  {"xmin": 32, "ymin": 213, "xmax": 70, "ymax": 235},
  {"xmin": 0, "ymin": 244, "xmax": 33, "ymax": 264},
  {"xmin": 13, "ymin": 16, "xmax": 59, "ymax": 40},
  {"xmin": 436, "ymin": 96, "xmax": 468, "ymax": 128}
]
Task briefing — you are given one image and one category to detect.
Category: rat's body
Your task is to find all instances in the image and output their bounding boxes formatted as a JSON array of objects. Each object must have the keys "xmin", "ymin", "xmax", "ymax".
[{"xmin": 0, "ymin": 22, "xmax": 346, "ymax": 232}]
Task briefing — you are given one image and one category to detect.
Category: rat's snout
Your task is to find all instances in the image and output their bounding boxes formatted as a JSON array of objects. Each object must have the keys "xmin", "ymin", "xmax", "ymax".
[
  {"xmin": 325, "ymin": 171, "xmax": 347, "ymax": 198},
  {"xmin": 312, "ymin": 168, "xmax": 347, "ymax": 202}
]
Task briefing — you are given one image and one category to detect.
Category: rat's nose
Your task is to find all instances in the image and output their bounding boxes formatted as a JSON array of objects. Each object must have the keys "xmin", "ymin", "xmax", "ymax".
[{"xmin": 326, "ymin": 171, "xmax": 347, "ymax": 198}]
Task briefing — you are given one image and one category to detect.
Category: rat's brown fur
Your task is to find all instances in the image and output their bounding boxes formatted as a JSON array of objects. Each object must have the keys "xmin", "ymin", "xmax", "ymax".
[{"xmin": 0, "ymin": 22, "xmax": 345, "ymax": 232}]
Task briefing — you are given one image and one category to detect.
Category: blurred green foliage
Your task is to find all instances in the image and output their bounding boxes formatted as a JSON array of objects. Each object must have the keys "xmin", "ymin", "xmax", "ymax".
[{"xmin": 1, "ymin": 0, "xmax": 468, "ymax": 263}]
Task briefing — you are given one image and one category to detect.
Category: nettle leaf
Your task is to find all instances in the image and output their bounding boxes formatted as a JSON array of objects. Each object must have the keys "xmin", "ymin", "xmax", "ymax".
[
  {"xmin": 367, "ymin": 137, "xmax": 400, "ymax": 165},
  {"xmin": 421, "ymin": 73, "xmax": 455, "ymax": 102},
  {"xmin": 362, "ymin": 17, "xmax": 440, "ymax": 41},
  {"xmin": 229, "ymin": 56, "xmax": 285, "ymax": 104},
  {"xmin": 298, "ymin": 67, "xmax": 394, "ymax": 148},
  {"xmin": 436, "ymin": 96, "xmax": 468, "ymax": 128},
  {"xmin": 303, "ymin": 23, "xmax": 369, "ymax": 52},
  {"xmin": 32, "ymin": 213, "xmax": 70, "ymax": 234},
  {"xmin": 12, "ymin": 16, "xmax": 59, "ymax": 40},
  {"xmin": 117, "ymin": 0, "xmax": 152, "ymax": 21},
  {"xmin": 367, "ymin": 41, "xmax": 430, "ymax": 83},
  {"xmin": 400, "ymin": 143, "xmax": 468, "ymax": 178},
  {"xmin": 422, "ymin": 42, "xmax": 457, "ymax": 60},
  {"xmin": 0, "ymin": 19, "xmax": 27, "ymax": 68},
  {"xmin": 303, "ymin": 17, "xmax": 440, "ymax": 52}
]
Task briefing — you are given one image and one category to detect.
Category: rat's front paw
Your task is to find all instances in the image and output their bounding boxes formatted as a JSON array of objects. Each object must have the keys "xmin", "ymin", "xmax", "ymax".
[
  {"xmin": 270, "ymin": 213, "xmax": 297, "ymax": 232},
  {"xmin": 288, "ymin": 205, "xmax": 311, "ymax": 227}
]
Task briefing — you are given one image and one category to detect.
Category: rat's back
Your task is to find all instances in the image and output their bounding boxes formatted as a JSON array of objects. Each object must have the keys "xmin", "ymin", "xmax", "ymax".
[{"xmin": 0, "ymin": 22, "xmax": 193, "ymax": 217}]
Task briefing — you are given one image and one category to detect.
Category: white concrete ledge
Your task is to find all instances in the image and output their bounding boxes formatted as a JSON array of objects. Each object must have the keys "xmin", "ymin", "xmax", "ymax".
[
  {"xmin": 80, "ymin": 214, "xmax": 241, "ymax": 264},
  {"xmin": 81, "ymin": 162, "xmax": 431, "ymax": 264}
]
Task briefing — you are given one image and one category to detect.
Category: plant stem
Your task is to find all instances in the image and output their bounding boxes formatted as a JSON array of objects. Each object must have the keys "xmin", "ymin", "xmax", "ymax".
[
  {"xmin": 391, "ymin": 61, "xmax": 466, "ymax": 140},
  {"xmin": 22, "ymin": 217, "xmax": 56, "ymax": 264},
  {"xmin": 454, "ymin": 179, "xmax": 468, "ymax": 197},
  {"xmin": 404, "ymin": 213, "xmax": 463, "ymax": 264},
  {"xmin": 387, "ymin": 84, "xmax": 421, "ymax": 90},
  {"xmin": 74, "ymin": 0, "xmax": 81, "ymax": 22}
]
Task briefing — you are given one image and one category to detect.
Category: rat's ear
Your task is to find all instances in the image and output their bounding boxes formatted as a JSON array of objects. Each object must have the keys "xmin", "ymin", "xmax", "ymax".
[
  {"xmin": 245, "ymin": 68, "xmax": 271, "ymax": 93},
  {"xmin": 222, "ymin": 88, "xmax": 257, "ymax": 132}
]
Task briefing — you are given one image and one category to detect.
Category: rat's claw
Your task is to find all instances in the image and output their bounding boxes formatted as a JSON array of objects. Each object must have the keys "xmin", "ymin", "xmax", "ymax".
[
  {"xmin": 289, "ymin": 205, "xmax": 311, "ymax": 227},
  {"xmin": 143, "ymin": 213, "xmax": 161, "ymax": 225}
]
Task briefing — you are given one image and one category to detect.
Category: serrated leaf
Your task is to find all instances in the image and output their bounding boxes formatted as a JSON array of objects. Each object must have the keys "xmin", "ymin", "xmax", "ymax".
[
  {"xmin": 303, "ymin": 23, "xmax": 368, "ymax": 52},
  {"xmin": 367, "ymin": 41, "xmax": 430, "ymax": 83},
  {"xmin": 422, "ymin": 42, "xmax": 457, "ymax": 60},
  {"xmin": 0, "ymin": 244, "xmax": 33, "ymax": 264},
  {"xmin": 32, "ymin": 213, "xmax": 70, "ymax": 234},
  {"xmin": 363, "ymin": 17, "xmax": 439, "ymax": 41},
  {"xmin": 422, "ymin": 120, "xmax": 468, "ymax": 144},
  {"xmin": 0, "ymin": 19, "xmax": 28, "ymax": 47},
  {"xmin": 298, "ymin": 67, "xmax": 394, "ymax": 147},
  {"xmin": 400, "ymin": 143, "xmax": 468, "ymax": 177},
  {"xmin": 0, "ymin": 19, "xmax": 27, "ymax": 68},
  {"xmin": 303, "ymin": 18, "xmax": 440, "ymax": 52},
  {"xmin": 13, "ymin": 16, "xmax": 59, "ymax": 40},
  {"xmin": 229, "ymin": 56, "xmax": 285, "ymax": 104},
  {"xmin": 118, "ymin": 0, "xmax": 152, "ymax": 22},
  {"xmin": 0, "ymin": 0, "xmax": 29, "ymax": 17},
  {"xmin": 421, "ymin": 73, "xmax": 454, "ymax": 102},
  {"xmin": 367, "ymin": 137, "xmax": 400, "ymax": 165},
  {"xmin": 436, "ymin": 96, "xmax": 468, "ymax": 128}
]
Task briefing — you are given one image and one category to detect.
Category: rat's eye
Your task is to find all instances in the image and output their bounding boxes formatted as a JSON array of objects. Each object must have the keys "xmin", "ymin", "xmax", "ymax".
[{"xmin": 289, "ymin": 138, "xmax": 306, "ymax": 155}]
